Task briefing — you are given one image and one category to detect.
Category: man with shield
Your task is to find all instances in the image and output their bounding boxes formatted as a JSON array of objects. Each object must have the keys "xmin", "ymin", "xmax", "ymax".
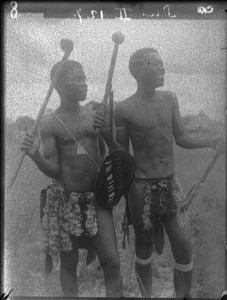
[
  {"xmin": 115, "ymin": 47, "xmax": 224, "ymax": 297},
  {"xmin": 20, "ymin": 59, "xmax": 123, "ymax": 297}
]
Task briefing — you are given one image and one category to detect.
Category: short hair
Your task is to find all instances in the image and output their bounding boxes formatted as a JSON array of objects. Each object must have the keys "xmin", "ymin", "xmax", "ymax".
[
  {"xmin": 50, "ymin": 60, "xmax": 83, "ymax": 85},
  {"xmin": 129, "ymin": 48, "xmax": 159, "ymax": 80}
]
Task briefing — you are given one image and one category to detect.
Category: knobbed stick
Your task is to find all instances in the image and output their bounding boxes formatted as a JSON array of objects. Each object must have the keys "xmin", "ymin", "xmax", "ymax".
[
  {"xmin": 7, "ymin": 39, "xmax": 74, "ymax": 191},
  {"xmin": 102, "ymin": 31, "xmax": 125, "ymax": 116},
  {"xmin": 95, "ymin": 31, "xmax": 125, "ymax": 134}
]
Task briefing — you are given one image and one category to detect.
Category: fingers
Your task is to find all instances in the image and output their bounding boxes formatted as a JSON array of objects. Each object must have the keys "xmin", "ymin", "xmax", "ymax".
[
  {"xmin": 20, "ymin": 139, "xmax": 34, "ymax": 151},
  {"xmin": 20, "ymin": 131, "xmax": 40, "ymax": 152},
  {"xmin": 21, "ymin": 134, "xmax": 34, "ymax": 146},
  {"xmin": 216, "ymin": 138, "xmax": 225, "ymax": 153},
  {"xmin": 93, "ymin": 111, "xmax": 108, "ymax": 130},
  {"xmin": 212, "ymin": 136, "xmax": 225, "ymax": 153}
]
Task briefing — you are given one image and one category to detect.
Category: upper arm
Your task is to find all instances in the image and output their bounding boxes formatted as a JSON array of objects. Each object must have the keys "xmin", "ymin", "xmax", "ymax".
[
  {"xmin": 40, "ymin": 118, "xmax": 59, "ymax": 164},
  {"xmin": 114, "ymin": 104, "xmax": 129, "ymax": 151},
  {"xmin": 171, "ymin": 93, "xmax": 187, "ymax": 144}
]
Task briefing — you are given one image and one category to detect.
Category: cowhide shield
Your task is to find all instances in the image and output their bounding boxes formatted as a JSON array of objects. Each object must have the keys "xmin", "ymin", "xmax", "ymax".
[{"xmin": 95, "ymin": 149, "xmax": 135, "ymax": 208}]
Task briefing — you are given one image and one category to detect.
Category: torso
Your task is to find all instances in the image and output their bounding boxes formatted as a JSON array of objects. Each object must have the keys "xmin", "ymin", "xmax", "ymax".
[
  {"xmin": 46, "ymin": 105, "xmax": 102, "ymax": 193},
  {"xmin": 117, "ymin": 91, "xmax": 175, "ymax": 178}
]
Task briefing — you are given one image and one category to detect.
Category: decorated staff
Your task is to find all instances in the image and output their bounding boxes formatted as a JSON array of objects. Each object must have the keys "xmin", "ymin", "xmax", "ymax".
[
  {"xmin": 7, "ymin": 39, "xmax": 74, "ymax": 191},
  {"xmin": 94, "ymin": 30, "xmax": 135, "ymax": 208},
  {"xmin": 95, "ymin": 91, "xmax": 135, "ymax": 208},
  {"xmin": 96, "ymin": 31, "xmax": 125, "ymax": 125}
]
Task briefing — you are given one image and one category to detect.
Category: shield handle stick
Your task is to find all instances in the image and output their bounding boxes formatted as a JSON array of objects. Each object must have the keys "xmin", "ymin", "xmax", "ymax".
[
  {"xmin": 7, "ymin": 39, "xmax": 74, "ymax": 191},
  {"xmin": 95, "ymin": 31, "xmax": 125, "ymax": 133},
  {"xmin": 180, "ymin": 149, "xmax": 221, "ymax": 212},
  {"xmin": 181, "ymin": 86, "xmax": 226, "ymax": 212}
]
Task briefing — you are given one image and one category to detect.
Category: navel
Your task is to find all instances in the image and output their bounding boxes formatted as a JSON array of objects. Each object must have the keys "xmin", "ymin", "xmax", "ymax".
[{"xmin": 159, "ymin": 156, "xmax": 164, "ymax": 163}]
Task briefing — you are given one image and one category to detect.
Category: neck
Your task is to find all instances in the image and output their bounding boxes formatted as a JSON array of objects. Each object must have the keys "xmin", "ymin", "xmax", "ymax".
[
  {"xmin": 136, "ymin": 81, "xmax": 156, "ymax": 101},
  {"xmin": 59, "ymin": 96, "xmax": 81, "ymax": 114}
]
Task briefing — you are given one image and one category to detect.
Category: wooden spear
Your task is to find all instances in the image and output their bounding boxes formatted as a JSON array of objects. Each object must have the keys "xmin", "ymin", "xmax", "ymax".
[{"xmin": 7, "ymin": 39, "xmax": 74, "ymax": 191}]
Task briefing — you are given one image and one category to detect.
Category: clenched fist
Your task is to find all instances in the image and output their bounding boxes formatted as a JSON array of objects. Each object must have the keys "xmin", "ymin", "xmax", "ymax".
[{"xmin": 20, "ymin": 131, "xmax": 41, "ymax": 158}]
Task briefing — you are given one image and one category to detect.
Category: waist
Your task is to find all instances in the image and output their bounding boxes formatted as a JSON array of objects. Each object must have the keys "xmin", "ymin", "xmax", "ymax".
[
  {"xmin": 58, "ymin": 165, "xmax": 99, "ymax": 193},
  {"xmin": 53, "ymin": 180, "xmax": 96, "ymax": 194},
  {"xmin": 135, "ymin": 173, "xmax": 175, "ymax": 184}
]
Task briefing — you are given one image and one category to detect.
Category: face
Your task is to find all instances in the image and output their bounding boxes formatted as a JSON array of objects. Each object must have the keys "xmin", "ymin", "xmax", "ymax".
[
  {"xmin": 139, "ymin": 52, "xmax": 165, "ymax": 87},
  {"xmin": 60, "ymin": 64, "xmax": 88, "ymax": 101}
]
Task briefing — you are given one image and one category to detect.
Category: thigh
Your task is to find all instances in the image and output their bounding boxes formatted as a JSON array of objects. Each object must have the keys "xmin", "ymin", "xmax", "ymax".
[
  {"xmin": 128, "ymin": 181, "xmax": 153, "ymax": 257},
  {"xmin": 163, "ymin": 214, "xmax": 190, "ymax": 244},
  {"xmin": 162, "ymin": 215, "xmax": 192, "ymax": 261},
  {"xmin": 127, "ymin": 180, "xmax": 146, "ymax": 230},
  {"xmin": 91, "ymin": 207, "xmax": 119, "ymax": 264},
  {"xmin": 60, "ymin": 237, "xmax": 79, "ymax": 268}
]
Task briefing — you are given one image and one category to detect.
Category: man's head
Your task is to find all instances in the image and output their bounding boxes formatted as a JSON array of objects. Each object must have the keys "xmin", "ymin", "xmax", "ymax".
[
  {"xmin": 51, "ymin": 60, "xmax": 87, "ymax": 102},
  {"xmin": 129, "ymin": 48, "xmax": 165, "ymax": 87}
]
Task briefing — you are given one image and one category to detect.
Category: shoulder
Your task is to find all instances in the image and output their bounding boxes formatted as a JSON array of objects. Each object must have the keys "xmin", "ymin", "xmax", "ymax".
[
  {"xmin": 39, "ymin": 112, "xmax": 57, "ymax": 136},
  {"xmin": 158, "ymin": 90, "xmax": 177, "ymax": 100},
  {"xmin": 115, "ymin": 96, "xmax": 136, "ymax": 126},
  {"xmin": 158, "ymin": 90, "xmax": 178, "ymax": 109},
  {"xmin": 115, "ymin": 96, "xmax": 135, "ymax": 115}
]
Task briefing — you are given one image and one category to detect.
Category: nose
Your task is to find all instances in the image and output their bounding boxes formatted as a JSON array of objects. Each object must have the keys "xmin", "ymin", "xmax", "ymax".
[{"xmin": 80, "ymin": 82, "xmax": 87, "ymax": 91}]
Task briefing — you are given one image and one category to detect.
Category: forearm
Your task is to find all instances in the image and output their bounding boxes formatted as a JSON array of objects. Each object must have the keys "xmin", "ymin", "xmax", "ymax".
[
  {"xmin": 176, "ymin": 134, "xmax": 216, "ymax": 149},
  {"xmin": 29, "ymin": 151, "xmax": 60, "ymax": 179}
]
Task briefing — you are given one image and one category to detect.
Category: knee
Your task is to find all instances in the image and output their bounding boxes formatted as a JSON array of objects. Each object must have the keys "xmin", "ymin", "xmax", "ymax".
[
  {"xmin": 101, "ymin": 255, "xmax": 120, "ymax": 272},
  {"xmin": 60, "ymin": 253, "xmax": 77, "ymax": 271},
  {"xmin": 135, "ymin": 229, "xmax": 153, "ymax": 259},
  {"xmin": 173, "ymin": 236, "xmax": 192, "ymax": 264}
]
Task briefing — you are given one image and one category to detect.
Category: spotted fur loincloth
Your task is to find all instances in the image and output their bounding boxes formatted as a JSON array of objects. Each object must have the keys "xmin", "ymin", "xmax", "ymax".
[
  {"xmin": 136, "ymin": 175, "xmax": 185, "ymax": 230},
  {"xmin": 41, "ymin": 184, "xmax": 98, "ymax": 256},
  {"xmin": 136, "ymin": 175, "xmax": 185, "ymax": 254}
]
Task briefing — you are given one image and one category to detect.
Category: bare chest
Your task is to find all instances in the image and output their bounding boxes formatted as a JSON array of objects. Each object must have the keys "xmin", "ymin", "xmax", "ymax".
[
  {"xmin": 129, "ymin": 99, "xmax": 172, "ymax": 131},
  {"xmin": 53, "ymin": 112, "xmax": 96, "ymax": 146}
]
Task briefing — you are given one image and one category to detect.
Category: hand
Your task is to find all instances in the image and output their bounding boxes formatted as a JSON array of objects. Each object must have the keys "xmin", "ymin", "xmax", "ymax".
[
  {"xmin": 210, "ymin": 136, "xmax": 225, "ymax": 153},
  {"xmin": 93, "ymin": 110, "xmax": 109, "ymax": 134},
  {"xmin": 20, "ymin": 131, "xmax": 41, "ymax": 158}
]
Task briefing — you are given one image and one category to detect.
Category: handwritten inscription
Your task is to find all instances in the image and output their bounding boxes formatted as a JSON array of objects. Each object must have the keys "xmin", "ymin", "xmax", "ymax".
[
  {"xmin": 10, "ymin": 3, "xmax": 177, "ymax": 20},
  {"xmin": 10, "ymin": 1, "xmax": 18, "ymax": 19},
  {"xmin": 114, "ymin": 8, "xmax": 132, "ymax": 20},
  {"xmin": 143, "ymin": 5, "xmax": 176, "ymax": 18},
  {"xmin": 10, "ymin": 2, "xmax": 215, "ymax": 20},
  {"xmin": 197, "ymin": 5, "xmax": 214, "ymax": 15}
]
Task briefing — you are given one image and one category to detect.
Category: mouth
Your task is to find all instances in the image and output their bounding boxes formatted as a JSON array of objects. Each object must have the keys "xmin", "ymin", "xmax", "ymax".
[
  {"xmin": 81, "ymin": 90, "xmax": 87, "ymax": 96},
  {"xmin": 80, "ymin": 90, "xmax": 87, "ymax": 100},
  {"xmin": 158, "ymin": 75, "xmax": 165, "ymax": 81}
]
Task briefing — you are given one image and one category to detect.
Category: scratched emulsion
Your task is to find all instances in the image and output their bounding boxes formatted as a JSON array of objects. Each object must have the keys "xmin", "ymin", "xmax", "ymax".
[{"xmin": 4, "ymin": 7, "xmax": 226, "ymax": 298}]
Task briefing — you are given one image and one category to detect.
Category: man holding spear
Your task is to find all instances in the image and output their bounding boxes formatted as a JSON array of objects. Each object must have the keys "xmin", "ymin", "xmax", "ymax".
[
  {"xmin": 115, "ymin": 47, "xmax": 224, "ymax": 298},
  {"xmin": 19, "ymin": 35, "xmax": 125, "ymax": 297}
]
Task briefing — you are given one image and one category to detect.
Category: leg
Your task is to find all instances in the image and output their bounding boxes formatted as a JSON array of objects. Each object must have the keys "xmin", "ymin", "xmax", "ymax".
[
  {"xmin": 59, "ymin": 238, "xmax": 79, "ymax": 297},
  {"xmin": 135, "ymin": 228, "xmax": 153, "ymax": 297},
  {"xmin": 128, "ymin": 181, "xmax": 153, "ymax": 297},
  {"xmin": 91, "ymin": 207, "xmax": 123, "ymax": 297},
  {"xmin": 163, "ymin": 215, "xmax": 193, "ymax": 298}
]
